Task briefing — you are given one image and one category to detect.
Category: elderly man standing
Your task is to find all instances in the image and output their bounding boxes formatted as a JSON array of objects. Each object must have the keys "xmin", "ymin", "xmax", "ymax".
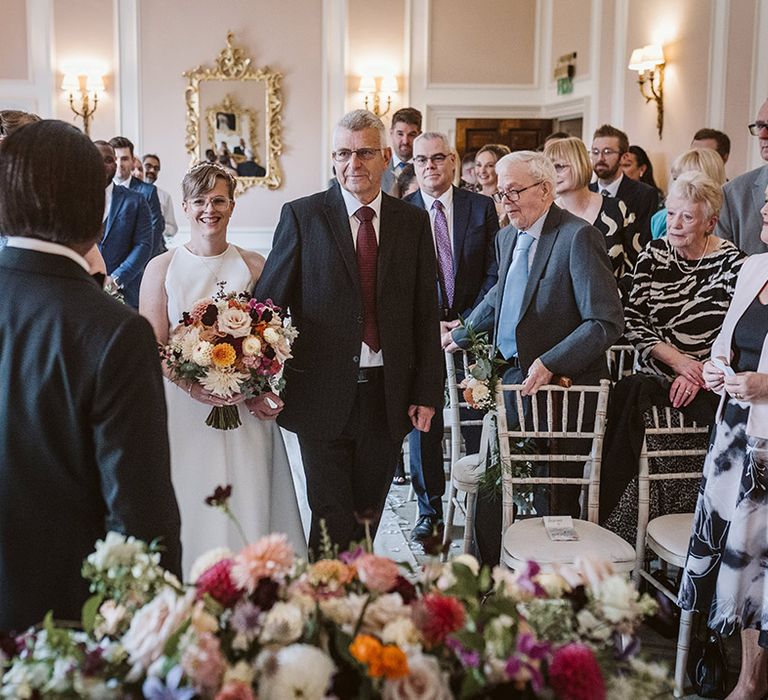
[
  {"xmin": 254, "ymin": 110, "xmax": 443, "ymax": 554},
  {"xmin": 717, "ymin": 98, "xmax": 768, "ymax": 254},
  {"xmin": 444, "ymin": 150, "xmax": 623, "ymax": 562},
  {"xmin": 403, "ymin": 131, "xmax": 499, "ymax": 542}
]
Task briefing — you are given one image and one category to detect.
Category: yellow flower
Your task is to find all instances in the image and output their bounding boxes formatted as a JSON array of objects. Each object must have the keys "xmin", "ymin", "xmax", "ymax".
[{"xmin": 211, "ymin": 343, "xmax": 236, "ymax": 368}]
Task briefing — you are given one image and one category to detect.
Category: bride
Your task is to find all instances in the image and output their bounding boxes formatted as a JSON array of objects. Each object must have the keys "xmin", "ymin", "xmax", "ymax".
[{"xmin": 140, "ymin": 162, "xmax": 305, "ymax": 577}]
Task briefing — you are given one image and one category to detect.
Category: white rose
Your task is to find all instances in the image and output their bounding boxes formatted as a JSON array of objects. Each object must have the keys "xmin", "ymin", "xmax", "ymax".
[
  {"xmin": 191, "ymin": 340, "xmax": 213, "ymax": 366},
  {"xmin": 319, "ymin": 597, "xmax": 356, "ymax": 627},
  {"xmin": 263, "ymin": 327, "xmax": 281, "ymax": 345},
  {"xmin": 87, "ymin": 531, "xmax": 143, "ymax": 571},
  {"xmin": 382, "ymin": 653, "xmax": 452, "ymax": 700},
  {"xmin": 242, "ymin": 335, "xmax": 262, "ymax": 356},
  {"xmin": 576, "ymin": 608, "xmax": 612, "ymax": 641},
  {"xmin": 217, "ymin": 307, "xmax": 252, "ymax": 338},
  {"xmin": 472, "ymin": 384, "xmax": 490, "ymax": 402},
  {"xmin": 259, "ymin": 601, "xmax": 304, "ymax": 644},
  {"xmin": 362, "ymin": 593, "xmax": 408, "ymax": 632},
  {"xmin": 177, "ymin": 326, "xmax": 201, "ymax": 361},
  {"xmin": 257, "ymin": 645, "xmax": 335, "ymax": 700},
  {"xmin": 594, "ymin": 575, "xmax": 637, "ymax": 623},
  {"xmin": 381, "ymin": 617, "xmax": 422, "ymax": 649}
]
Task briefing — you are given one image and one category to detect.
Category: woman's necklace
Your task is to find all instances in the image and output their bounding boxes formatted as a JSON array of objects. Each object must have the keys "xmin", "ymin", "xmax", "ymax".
[
  {"xmin": 186, "ymin": 244, "xmax": 228, "ymax": 286},
  {"xmin": 671, "ymin": 236, "xmax": 711, "ymax": 275}
]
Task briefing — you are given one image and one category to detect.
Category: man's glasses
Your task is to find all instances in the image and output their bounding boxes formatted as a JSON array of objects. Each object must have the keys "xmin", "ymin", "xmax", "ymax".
[
  {"xmin": 589, "ymin": 148, "xmax": 622, "ymax": 158},
  {"xmin": 187, "ymin": 196, "xmax": 232, "ymax": 211},
  {"xmin": 492, "ymin": 181, "xmax": 543, "ymax": 203},
  {"xmin": 331, "ymin": 148, "xmax": 386, "ymax": 162},
  {"xmin": 413, "ymin": 153, "xmax": 450, "ymax": 166},
  {"xmin": 748, "ymin": 121, "xmax": 768, "ymax": 136}
]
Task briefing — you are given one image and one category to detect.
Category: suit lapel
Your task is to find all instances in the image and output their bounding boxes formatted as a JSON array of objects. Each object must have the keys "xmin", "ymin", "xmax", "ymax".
[
  {"xmin": 322, "ymin": 186, "xmax": 359, "ymax": 286},
  {"xmin": 102, "ymin": 186, "xmax": 126, "ymax": 244},
  {"xmin": 377, "ymin": 193, "xmax": 398, "ymax": 296},
  {"xmin": 751, "ymin": 166, "xmax": 768, "ymax": 215},
  {"xmin": 452, "ymin": 187, "xmax": 470, "ymax": 276},
  {"xmin": 519, "ymin": 206, "xmax": 561, "ymax": 319}
]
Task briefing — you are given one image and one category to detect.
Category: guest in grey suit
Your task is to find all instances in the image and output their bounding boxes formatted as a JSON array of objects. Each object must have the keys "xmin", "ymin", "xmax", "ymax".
[
  {"xmin": 716, "ymin": 98, "xmax": 768, "ymax": 254},
  {"xmin": 443, "ymin": 150, "xmax": 624, "ymax": 563}
]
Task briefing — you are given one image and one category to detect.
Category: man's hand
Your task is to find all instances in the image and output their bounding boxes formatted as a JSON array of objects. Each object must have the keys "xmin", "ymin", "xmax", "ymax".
[
  {"xmin": 441, "ymin": 319, "xmax": 461, "ymax": 351},
  {"xmin": 521, "ymin": 358, "xmax": 553, "ymax": 396},
  {"xmin": 408, "ymin": 405, "xmax": 435, "ymax": 432},
  {"xmin": 245, "ymin": 391, "xmax": 284, "ymax": 420}
]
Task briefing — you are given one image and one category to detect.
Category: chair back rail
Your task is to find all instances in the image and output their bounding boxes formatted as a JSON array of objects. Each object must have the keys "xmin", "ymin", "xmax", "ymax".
[{"xmin": 606, "ymin": 344, "xmax": 638, "ymax": 383}]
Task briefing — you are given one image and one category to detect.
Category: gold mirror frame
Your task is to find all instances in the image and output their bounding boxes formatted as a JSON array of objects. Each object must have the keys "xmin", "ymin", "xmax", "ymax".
[
  {"xmin": 206, "ymin": 94, "xmax": 259, "ymax": 157},
  {"xmin": 183, "ymin": 32, "xmax": 283, "ymax": 194}
]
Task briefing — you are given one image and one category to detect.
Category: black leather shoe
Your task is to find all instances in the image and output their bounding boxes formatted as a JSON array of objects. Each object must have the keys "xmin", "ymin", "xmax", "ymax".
[{"xmin": 410, "ymin": 515, "xmax": 444, "ymax": 542}]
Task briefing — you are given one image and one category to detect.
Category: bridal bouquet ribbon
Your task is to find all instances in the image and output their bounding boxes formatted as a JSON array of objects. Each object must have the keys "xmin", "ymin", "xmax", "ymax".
[{"xmin": 161, "ymin": 288, "xmax": 297, "ymax": 430}]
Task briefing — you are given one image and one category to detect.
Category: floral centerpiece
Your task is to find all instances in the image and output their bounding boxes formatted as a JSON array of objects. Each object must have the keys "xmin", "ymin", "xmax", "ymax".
[
  {"xmin": 1, "ymin": 522, "xmax": 670, "ymax": 699},
  {"xmin": 161, "ymin": 286, "xmax": 297, "ymax": 430},
  {"xmin": 457, "ymin": 328, "xmax": 503, "ymax": 412}
]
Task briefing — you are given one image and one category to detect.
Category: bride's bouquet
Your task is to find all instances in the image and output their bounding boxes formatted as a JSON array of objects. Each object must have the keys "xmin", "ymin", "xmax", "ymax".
[{"xmin": 161, "ymin": 285, "xmax": 297, "ymax": 430}]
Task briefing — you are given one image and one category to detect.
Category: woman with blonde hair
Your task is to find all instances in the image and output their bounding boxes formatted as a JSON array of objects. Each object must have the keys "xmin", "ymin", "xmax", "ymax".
[{"xmin": 651, "ymin": 147, "xmax": 727, "ymax": 239}]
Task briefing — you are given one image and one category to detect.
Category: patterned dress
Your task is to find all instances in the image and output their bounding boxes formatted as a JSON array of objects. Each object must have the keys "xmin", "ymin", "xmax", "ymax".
[{"xmin": 679, "ymin": 296, "xmax": 768, "ymax": 646}]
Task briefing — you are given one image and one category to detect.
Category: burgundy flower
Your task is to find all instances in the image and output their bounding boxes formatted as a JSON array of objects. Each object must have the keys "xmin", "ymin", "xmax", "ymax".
[
  {"xmin": 250, "ymin": 576, "xmax": 280, "ymax": 611},
  {"xmin": 412, "ymin": 593, "xmax": 466, "ymax": 647},
  {"xmin": 201, "ymin": 304, "xmax": 219, "ymax": 326},
  {"xmin": 196, "ymin": 558, "xmax": 243, "ymax": 608},
  {"xmin": 204, "ymin": 485, "xmax": 232, "ymax": 508},
  {"xmin": 548, "ymin": 643, "xmax": 606, "ymax": 700},
  {"xmin": 391, "ymin": 575, "xmax": 417, "ymax": 604}
]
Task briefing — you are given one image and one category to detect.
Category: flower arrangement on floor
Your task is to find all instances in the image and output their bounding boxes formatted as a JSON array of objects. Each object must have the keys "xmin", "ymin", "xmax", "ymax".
[
  {"xmin": 161, "ymin": 285, "xmax": 297, "ymax": 430},
  {"xmin": 0, "ymin": 494, "xmax": 671, "ymax": 699}
]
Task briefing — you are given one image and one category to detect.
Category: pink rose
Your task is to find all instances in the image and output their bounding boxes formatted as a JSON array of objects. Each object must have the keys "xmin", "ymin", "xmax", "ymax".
[
  {"xmin": 217, "ymin": 308, "xmax": 252, "ymax": 338},
  {"xmin": 355, "ymin": 554, "xmax": 400, "ymax": 593}
]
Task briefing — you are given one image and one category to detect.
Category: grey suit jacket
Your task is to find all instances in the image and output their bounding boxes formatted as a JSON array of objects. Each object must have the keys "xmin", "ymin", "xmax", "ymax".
[
  {"xmin": 716, "ymin": 164, "xmax": 768, "ymax": 255},
  {"xmin": 453, "ymin": 204, "xmax": 624, "ymax": 383}
]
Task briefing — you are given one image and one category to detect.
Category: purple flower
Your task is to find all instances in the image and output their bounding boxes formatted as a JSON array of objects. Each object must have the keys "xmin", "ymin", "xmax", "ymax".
[
  {"xmin": 339, "ymin": 546, "xmax": 366, "ymax": 564},
  {"xmin": 517, "ymin": 632, "xmax": 550, "ymax": 660},
  {"xmin": 231, "ymin": 601, "xmax": 261, "ymax": 635},
  {"xmin": 446, "ymin": 637, "xmax": 481, "ymax": 669},
  {"xmin": 515, "ymin": 561, "xmax": 547, "ymax": 598},
  {"xmin": 504, "ymin": 633, "xmax": 550, "ymax": 694},
  {"xmin": 142, "ymin": 665, "xmax": 196, "ymax": 700}
]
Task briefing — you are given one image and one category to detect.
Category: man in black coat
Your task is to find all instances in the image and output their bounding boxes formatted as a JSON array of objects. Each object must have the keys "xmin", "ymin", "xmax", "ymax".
[
  {"xmin": 253, "ymin": 109, "xmax": 443, "ymax": 553},
  {"xmin": 0, "ymin": 120, "xmax": 181, "ymax": 633},
  {"xmin": 403, "ymin": 131, "xmax": 499, "ymax": 541}
]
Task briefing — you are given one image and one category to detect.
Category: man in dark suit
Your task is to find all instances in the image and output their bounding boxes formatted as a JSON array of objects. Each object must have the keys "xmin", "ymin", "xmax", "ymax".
[
  {"xmin": 445, "ymin": 150, "xmax": 623, "ymax": 563},
  {"xmin": 716, "ymin": 98, "xmax": 768, "ymax": 254},
  {"xmin": 403, "ymin": 131, "xmax": 499, "ymax": 542},
  {"xmin": 253, "ymin": 109, "xmax": 443, "ymax": 554},
  {"xmin": 382, "ymin": 107, "xmax": 422, "ymax": 196},
  {"xmin": 0, "ymin": 120, "xmax": 181, "ymax": 633},
  {"xmin": 94, "ymin": 140, "xmax": 153, "ymax": 309},
  {"xmin": 110, "ymin": 136, "xmax": 166, "ymax": 257},
  {"xmin": 588, "ymin": 124, "xmax": 657, "ymax": 252}
]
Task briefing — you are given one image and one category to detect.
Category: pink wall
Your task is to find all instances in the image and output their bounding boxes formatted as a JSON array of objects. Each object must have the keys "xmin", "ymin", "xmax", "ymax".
[{"xmin": 0, "ymin": 0, "xmax": 28, "ymax": 80}]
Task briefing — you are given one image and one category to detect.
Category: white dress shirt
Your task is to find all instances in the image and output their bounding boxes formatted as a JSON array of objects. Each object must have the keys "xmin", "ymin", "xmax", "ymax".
[
  {"xmin": 340, "ymin": 186, "xmax": 384, "ymax": 367},
  {"xmin": 5, "ymin": 237, "xmax": 90, "ymax": 272},
  {"xmin": 156, "ymin": 186, "xmax": 178, "ymax": 238},
  {"xmin": 103, "ymin": 182, "xmax": 114, "ymax": 223},
  {"xmin": 597, "ymin": 172, "xmax": 623, "ymax": 198}
]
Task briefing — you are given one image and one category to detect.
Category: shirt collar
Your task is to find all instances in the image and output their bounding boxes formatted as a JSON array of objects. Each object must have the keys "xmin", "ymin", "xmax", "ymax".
[
  {"xmin": 599, "ymin": 172, "xmax": 623, "ymax": 197},
  {"xmin": 340, "ymin": 187, "xmax": 383, "ymax": 221},
  {"xmin": 4, "ymin": 237, "xmax": 90, "ymax": 272},
  {"xmin": 114, "ymin": 174, "xmax": 132, "ymax": 187},
  {"xmin": 421, "ymin": 186, "xmax": 453, "ymax": 212}
]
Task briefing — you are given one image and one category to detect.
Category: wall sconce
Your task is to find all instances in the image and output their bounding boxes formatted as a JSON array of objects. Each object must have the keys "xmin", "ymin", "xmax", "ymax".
[
  {"xmin": 61, "ymin": 72, "xmax": 105, "ymax": 136},
  {"xmin": 628, "ymin": 44, "xmax": 665, "ymax": 139},
  {"xmin": 358, "ymin": 75, "xmax": 398, "ymax": 117}
]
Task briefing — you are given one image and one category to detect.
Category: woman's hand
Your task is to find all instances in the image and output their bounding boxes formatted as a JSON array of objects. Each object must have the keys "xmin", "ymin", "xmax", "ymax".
[
  {"xmin": 703, "ymin": 358, "xmax": 727, "ymax": 392},
  {"xmin": 723, "ymin": 372, "xmax": 768, "ymax": 403},
  {"xmin": 669, "ymin": 375, "xmax": 701, "ymax": 409},
  {"xmin": 246, "ymin": 392, "xmax": 284, "ymax": 420},
  {"xmin": 670, "ymin": 354, "xmax": 705, "ymax": 387},
  {"xmin": 185, "ymin": 382, "xmax": 237, "ymax": 407}
]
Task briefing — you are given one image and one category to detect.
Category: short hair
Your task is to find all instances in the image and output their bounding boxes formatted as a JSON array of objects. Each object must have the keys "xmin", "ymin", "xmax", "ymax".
[
  {"xmin": 667, "ymin": 171, "xmax": 723, "ymax": 219},
  {"xmin": 396, "ymin": 163, "xmax": 417, "ymax": 198},
  {"xmin": 592, "ymin": 124, "xmax": 629, "ymax": 154},
  {"xmin": 691, "ymin": 128, "xmax": 731, "ymax": 160},
  {"xmin": 390, "ymin": 107, "xmax": 422, "ymax": 130},
  {"xmin": 182, "ymin": 162, "xmax": 237, "ymax": 200},
  {"xmin": 142, "ymin": 153, "xmax": 160, "ymax": 164},
  {"xmin": 671, "ymin": 148, "xmax": 726, "ymax": 186},
  {"xmin": 109, "ymin": 136, "xmax": 135, "ymax": 156},
  {"xmin": 497, "ymin": 150, "xmax": 557, "ymax": 191},
  {"xmin": 476, "ymin": 143, "xmax": 511, "ymax": 162},
  {"xmin": 413, "ymin": 131, "xmax": 451, "ymax": 152},
  {"xmin": 93, "ymin": 139, "xmax": 112, "ymax": 150},
  {"xmin": 545, "ymin": 131, "xmax": 571, "ymax": 144},
  {"xmin": 334, "ymin": 109, "xmax": 387, "ymax": 148},
  {"xmin": 543, "ymin": 137, "xmax": 592, "ymax": 189},
  {"xmin": 0, "ymin": 110, "xmax": 41, "ymax": 139},
  {"xmin": 0, "ymin": 120, "xmax": 104, "ymax": 246},
  {"xmin": 461, "ymin": 151, "xmax": 476, "ymax": 167}
]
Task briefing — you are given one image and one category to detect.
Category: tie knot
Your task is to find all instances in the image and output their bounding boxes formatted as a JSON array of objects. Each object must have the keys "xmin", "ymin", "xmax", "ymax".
[
  {"xmin": 517, "ymin": 231, "xmax": 534, "ymax": 251},
  {"xmin": 600, "ymin": 188, "xmax": 612, "ymax": 197},
  {"xmin": 433, "ymin": 200, "xmax": 444, "ymax": 212},
  {"xmin": 355, "ymin": 206, "xmax": 375, "ymax": 223}
]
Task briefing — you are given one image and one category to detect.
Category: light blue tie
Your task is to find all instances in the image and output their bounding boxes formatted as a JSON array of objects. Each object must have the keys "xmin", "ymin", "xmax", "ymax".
[{"xmin": 497, "ymin": 232, "xmax": 534, "ymax": 360}]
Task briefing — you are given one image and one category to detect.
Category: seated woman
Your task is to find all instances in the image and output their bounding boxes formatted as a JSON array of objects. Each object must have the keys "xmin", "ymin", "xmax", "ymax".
[
  {"xmin": 475, "ymin": 144, "xmax": 511, "ymax": 226},
  {"xmin": 679, "ymin": 184, "xmax": 768, "ymax": 700},
  {"xmin": 544, "ymin": 136, "xmax": 635, "ymax": 297},
  {"xmin": 599, "ymin": 172, "xmax": 745, "ymax": 543},
  {"xmin": 651, "ymin": 147, "xmax": 726, "ymax": 239}
]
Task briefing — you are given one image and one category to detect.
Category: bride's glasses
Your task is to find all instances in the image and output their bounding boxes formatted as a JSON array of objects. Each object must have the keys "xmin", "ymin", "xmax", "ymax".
[{"xmin": 187, "ymin": 196, "xmax": 232, "ymax": 211}]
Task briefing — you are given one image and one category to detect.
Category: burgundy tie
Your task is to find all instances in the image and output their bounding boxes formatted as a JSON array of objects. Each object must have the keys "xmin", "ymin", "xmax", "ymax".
[{"xmin": 354, "ymin": 206, "xmax": 380, "ymax": 352}]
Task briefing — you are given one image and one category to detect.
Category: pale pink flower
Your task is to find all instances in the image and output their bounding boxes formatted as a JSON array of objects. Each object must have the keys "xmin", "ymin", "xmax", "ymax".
[
  {"xmin": 182, "ymin": 632, "xmax": 227, "ymax": 695},
  {"xmin": 189, "ymin": 298, "xmax": 215, "ymax": 322},
  {"xmin": 217, "ymin": 307, "xmax": 252, "ymax": 338},
  {"xmin": 355, "ymin": 554, "xmax": 400, "ymax": 593},
  {"xmin": 382, "ymin": 653, "xmax": 452, "ymax": 700},
  {"xmin": 231, "ymin": 534, "xmax": 294, "ymax": 593},
  {"xmin": 215, "ymin": 681, "xmax": 256, "ymax": 700}
]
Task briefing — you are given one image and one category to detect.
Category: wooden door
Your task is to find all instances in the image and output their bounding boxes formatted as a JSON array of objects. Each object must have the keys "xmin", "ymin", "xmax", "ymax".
[{"xmin": 456, "ymin": 118, "xmax": 554, "ymax": 157}]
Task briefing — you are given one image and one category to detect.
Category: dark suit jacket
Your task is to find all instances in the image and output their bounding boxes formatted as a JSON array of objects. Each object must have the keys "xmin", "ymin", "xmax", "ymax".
[
  {"xmin": 237, "ymin": 161, "xmax": 266, "ymax": 177},
  {"xmin": 404, "ymin": 186, "xmax": 499, "ymax": 319},
  {"xmin": 254, "ymin": 183, "xmax": 444, "ymax": 441},
  {"xmin": 590, "ymin": 174, "xmax": 657, "ymax": 248},
  {"xmin": 99, "ymin": 185, "xmax": 153, "ymax": 308},
  {"xmin": 454, "ymin": 204, "xmax": 624, "ymax": 384},
  {"xmin": 0, "ymin": 247, "xmax": 181, "ymax": 632},
  {"xmin": 128, "ymin": 177, "xmax": 166, "ymax": 256},
  {"xmin": 716, "ymin": 164, "xmax": 768, "ymax": 254}
]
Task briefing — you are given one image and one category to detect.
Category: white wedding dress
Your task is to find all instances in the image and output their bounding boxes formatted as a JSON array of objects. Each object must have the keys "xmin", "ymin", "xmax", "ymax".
[{"xmin": 164, "ymin": 244, "xmax": 306, "ymax": 577}]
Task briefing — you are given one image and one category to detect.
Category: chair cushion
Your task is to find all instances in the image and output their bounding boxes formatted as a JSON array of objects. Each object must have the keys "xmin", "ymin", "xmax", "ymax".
[
  {"xmin": 451, "ymin": 454, "xmax": 484, "ymax": 493},
  {"xmin": 502, "ymin": 518, "xmax": 636, "ymax": 573},
  {"xmin": 646, "ymin": 513, "xmax": 694, "ymax": 568}
]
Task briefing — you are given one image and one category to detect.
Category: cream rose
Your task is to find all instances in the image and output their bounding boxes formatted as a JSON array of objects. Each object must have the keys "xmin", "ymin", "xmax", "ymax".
[
  {"xmin": 217, "ymin": 308, "xmax": 252, "ymax": 338},
  {"xmin": 242, "ymin": 335, "xmax": 262, "ymax": 356},
  {"xmin": 382, "ymin": 653, "xmax": 451, "ymax": 700},
  {"xmin": 262, "ymin": 327, "xmax": 281, "ymax": 346},
  {"xmin": 191, "ymin": 340, "xmax": 213, "ymax": 366}
]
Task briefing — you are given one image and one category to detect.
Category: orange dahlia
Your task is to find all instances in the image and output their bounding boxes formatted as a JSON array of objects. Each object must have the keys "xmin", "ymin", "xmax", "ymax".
[
  {"xmin": 372, "ymin": 644, "xmax": 409, "ymax": 680},
  {"xmin": 349, "ymin": 634, "xmax": 382, "ymax": 665},
  {"xmin": 211, "ymin": 343, "xmax": 236, "ymax": 368}
]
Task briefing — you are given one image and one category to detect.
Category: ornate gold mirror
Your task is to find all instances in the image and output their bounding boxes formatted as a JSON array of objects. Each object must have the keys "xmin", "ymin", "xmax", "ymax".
[{"xmin": 183, "ymin": 32, "xmax": 283, "ymax": 195}]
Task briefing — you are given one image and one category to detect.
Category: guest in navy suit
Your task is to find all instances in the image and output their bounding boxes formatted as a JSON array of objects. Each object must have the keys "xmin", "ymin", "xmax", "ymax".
[
  {"xmin": 110, "ymin": 136, "xmax": 165, "ymax": 257},
  {"xmin": 94, "ymin": 141, "xmax": 153, "ymax": 308},
  {"xmin": 403, "ymin": 131, "xmax": 499, "ymax": 541}
]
